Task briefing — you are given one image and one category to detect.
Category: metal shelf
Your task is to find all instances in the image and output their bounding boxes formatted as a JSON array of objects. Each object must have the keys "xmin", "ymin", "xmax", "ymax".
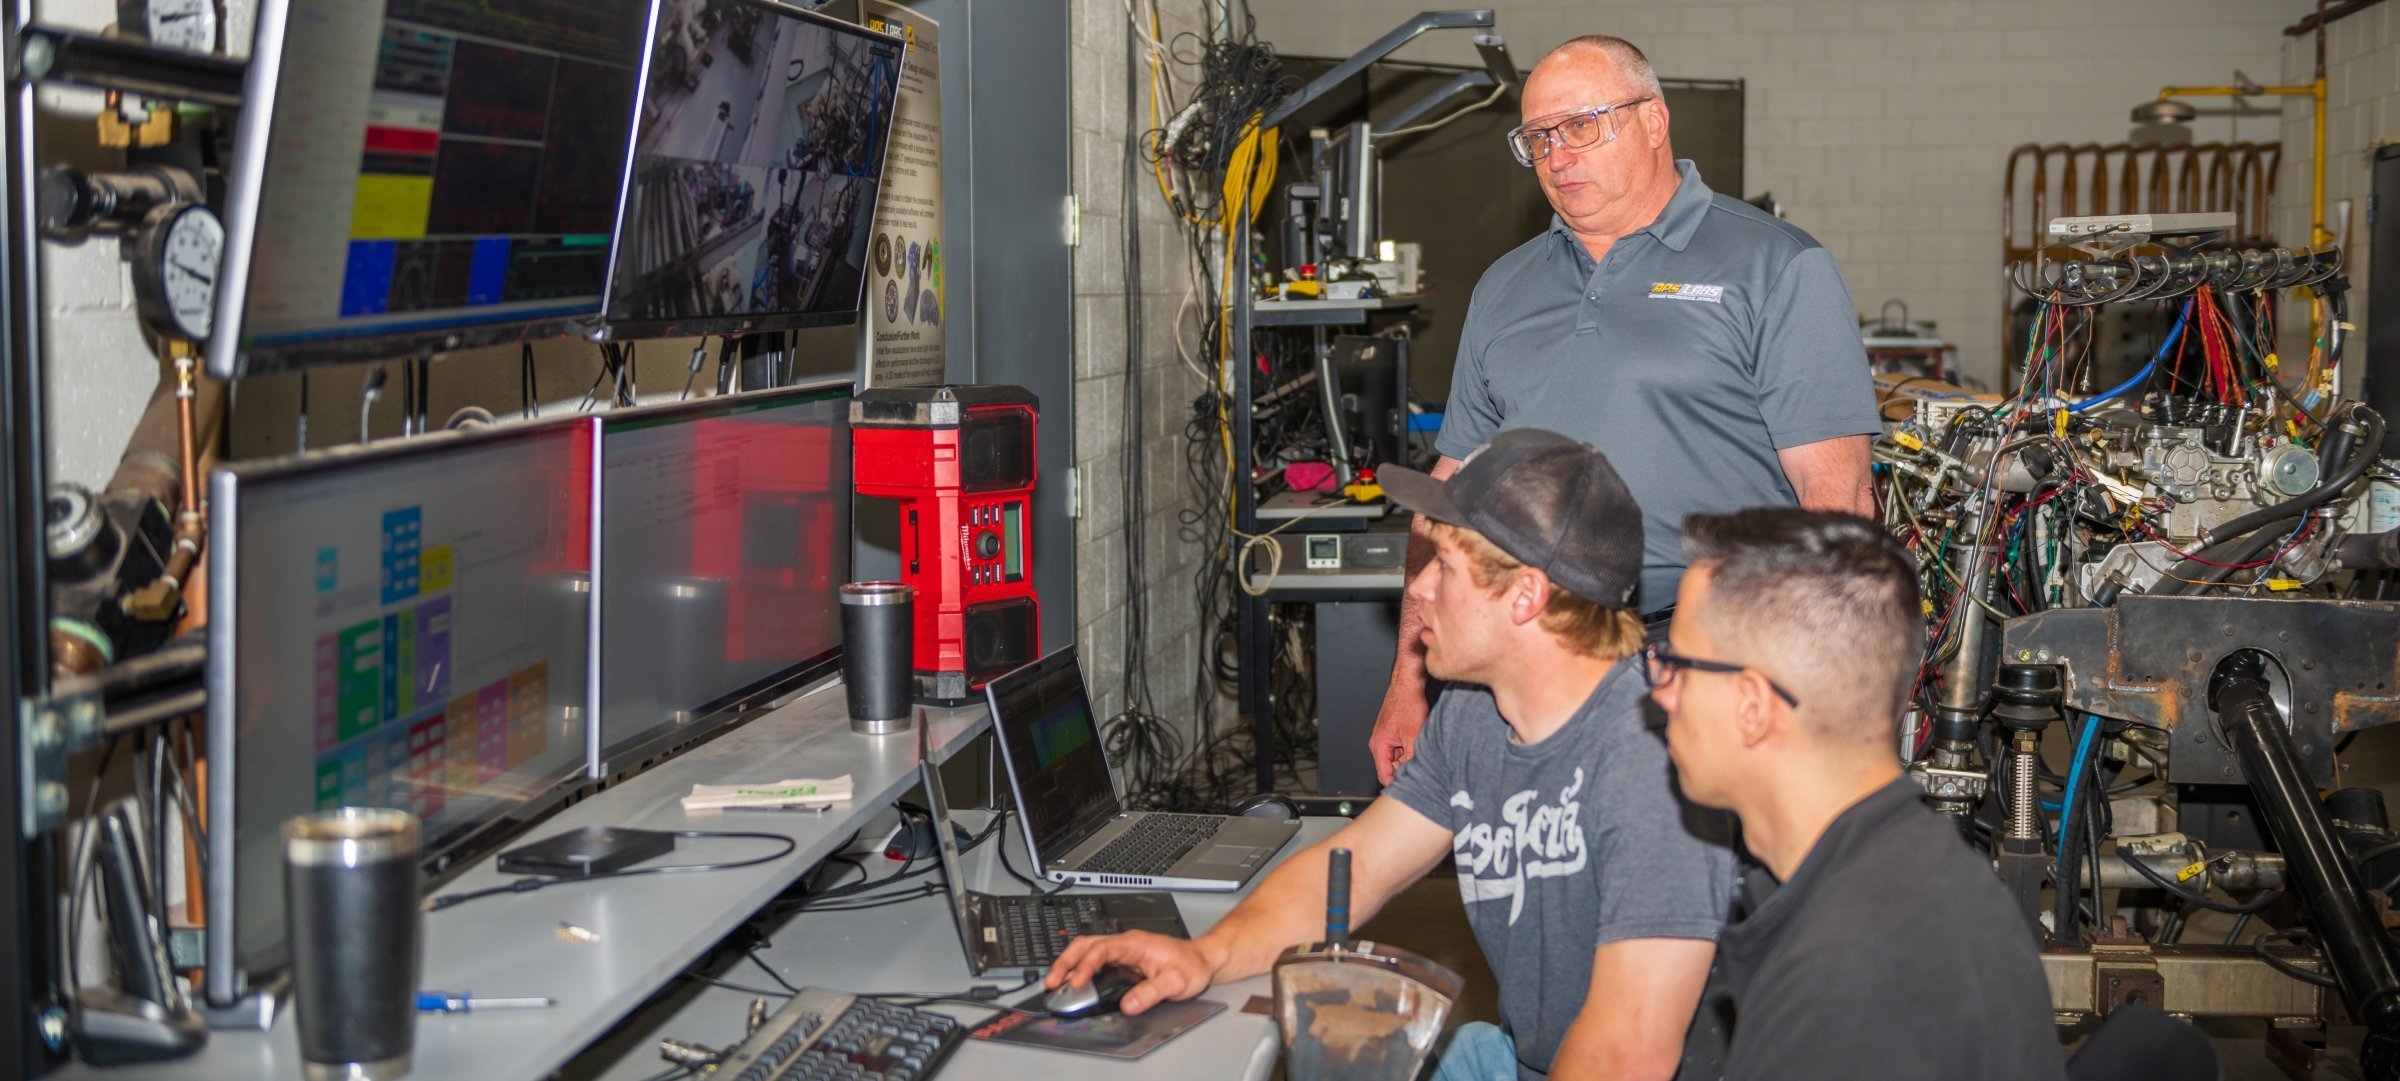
[{"xmin": 1250, "ymin": 293, "xmax": 1424, "ymax": 327}]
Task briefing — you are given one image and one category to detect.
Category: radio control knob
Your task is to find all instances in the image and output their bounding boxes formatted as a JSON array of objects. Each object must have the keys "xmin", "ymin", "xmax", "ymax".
[{"xmin": 975, "ymin": 531, "xmax": 1001, "ymax": 560}]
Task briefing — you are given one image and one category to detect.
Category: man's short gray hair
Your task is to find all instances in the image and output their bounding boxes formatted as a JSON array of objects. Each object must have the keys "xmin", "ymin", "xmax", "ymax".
[
  {"xmin": 1680, "ymin": 509, "xmax": 1923, "ymax": 739},
  {"xmin": 1548, "ymin": 35, "xmax": 1665, "ymax": 102}
]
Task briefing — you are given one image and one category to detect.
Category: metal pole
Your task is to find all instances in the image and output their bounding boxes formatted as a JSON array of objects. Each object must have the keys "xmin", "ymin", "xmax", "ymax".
[
  {"xmin": 1231, "ymin": 216, "xmax": 1275, "ymax": 795},
  {"xmin": 6, "ymin": 0, "xmax": 61, "ymax": 1065}
]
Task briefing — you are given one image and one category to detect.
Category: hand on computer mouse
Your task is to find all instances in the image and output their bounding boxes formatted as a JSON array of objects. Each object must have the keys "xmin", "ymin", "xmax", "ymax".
[
  {"xmin": 1042, "ymin": 964, "xmax": 1141, "ymax": 1018},
  {"xmin": 1042, "ymin": 930, "xmax": 1218, "ymax": 1017}
]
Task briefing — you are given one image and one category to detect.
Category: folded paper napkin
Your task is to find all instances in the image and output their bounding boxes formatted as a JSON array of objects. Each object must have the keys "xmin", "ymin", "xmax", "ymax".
[{"xmin": 681, "ymin": 775, "xmax": 856, "ymax": 811}]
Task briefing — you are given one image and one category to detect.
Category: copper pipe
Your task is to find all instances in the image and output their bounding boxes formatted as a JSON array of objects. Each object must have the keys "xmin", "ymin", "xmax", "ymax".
[
  {"xmin": 181, "ymin": 720, "xmax": 206, "ymax": 927},
  {"xmin": 176, "ymin": 358, "xmax": 197, "ymax": 522}
]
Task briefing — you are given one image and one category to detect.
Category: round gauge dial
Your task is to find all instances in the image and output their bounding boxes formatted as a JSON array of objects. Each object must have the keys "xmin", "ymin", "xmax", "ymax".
[
  {"xmin": 134, "ymin": 203, "xmax": 224, "ymax": 342},
  {"xmin": 145, "ymin": 0, "xmax": 217, "ymax": 53}
]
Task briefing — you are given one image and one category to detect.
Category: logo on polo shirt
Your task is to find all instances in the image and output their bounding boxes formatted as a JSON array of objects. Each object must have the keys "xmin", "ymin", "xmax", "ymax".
[{"xmin": 1647, "ymin": 282, "xmax": 1725, "ymax": 304}]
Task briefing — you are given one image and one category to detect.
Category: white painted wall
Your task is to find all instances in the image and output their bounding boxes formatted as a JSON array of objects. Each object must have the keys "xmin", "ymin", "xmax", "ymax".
[{"xmin": 1250, "ymin": 0, "xmax": 2313, "ymax": 388}]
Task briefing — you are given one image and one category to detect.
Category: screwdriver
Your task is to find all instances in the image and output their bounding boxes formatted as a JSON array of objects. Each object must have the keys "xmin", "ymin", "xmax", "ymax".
[{"xmin": 416, "ymin": 991, "xmax": 557, "ymax": 1013}]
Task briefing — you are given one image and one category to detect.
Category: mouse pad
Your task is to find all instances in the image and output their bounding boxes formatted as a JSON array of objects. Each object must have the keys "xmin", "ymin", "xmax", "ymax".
[{"xmin": 967, "ymin": 996, "xmax": 1227, "ymax": 1059}]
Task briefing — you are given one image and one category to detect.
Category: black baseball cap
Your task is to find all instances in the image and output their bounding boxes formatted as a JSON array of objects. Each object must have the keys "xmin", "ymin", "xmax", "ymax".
[{"xmin": 1380, "ymin": 429, "xmax": 1643, "ymax": 607}]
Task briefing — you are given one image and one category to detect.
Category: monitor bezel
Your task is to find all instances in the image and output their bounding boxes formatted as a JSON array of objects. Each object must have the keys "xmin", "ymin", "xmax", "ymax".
[
  {"xmin": 203, "ymin": 0, "xmax": 650, "ymax": 380},
  {"xmin": 595, "ymin": 0, "xmax": 905, "ymax": 343},
  {"xmin": 589, "ymin": 378, "xmax": 856, "ymax": 778},
  {"xmin": 203, "ymin": 413, "xmax": 603, "ymax": 1006}
]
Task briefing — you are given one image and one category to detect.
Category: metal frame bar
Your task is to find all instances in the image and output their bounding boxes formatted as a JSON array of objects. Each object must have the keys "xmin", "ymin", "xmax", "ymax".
[
  {"xmin": 4, "ymin": 0, "xmax": 53, "ymax": 1066},
  {"xmin": 15, "ymin": 28, "xmax": 244, "ymax": 107}
]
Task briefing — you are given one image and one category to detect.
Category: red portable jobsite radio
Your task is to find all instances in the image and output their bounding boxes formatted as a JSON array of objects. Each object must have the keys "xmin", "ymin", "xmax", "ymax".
[{"xmin": 850, "ymin": 385, "xmax": 1039, "ymax": 704}]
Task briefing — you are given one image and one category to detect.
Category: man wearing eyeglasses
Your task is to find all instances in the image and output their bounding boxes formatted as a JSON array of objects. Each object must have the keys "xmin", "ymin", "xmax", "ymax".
[
  {"xmin": 1371, "ymin": 34, "xmax": 1883, "ymax": 787},
  {"xmin": 1648, "ymin": 509, "xmax": 2065, "ymax": 1080},
  {"xmin": 1047, "ymin": 429, "xmax": 1735, "ymax": 1081}
]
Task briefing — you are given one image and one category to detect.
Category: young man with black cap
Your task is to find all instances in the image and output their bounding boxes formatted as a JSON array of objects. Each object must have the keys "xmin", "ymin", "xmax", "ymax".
[{"xmin": 1048, "ymin": 429, "xmax": 1736, "ymax": 1081}]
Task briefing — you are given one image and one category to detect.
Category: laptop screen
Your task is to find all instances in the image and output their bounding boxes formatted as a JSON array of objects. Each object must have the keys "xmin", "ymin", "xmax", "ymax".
[{"xmin": 988, "ymin": 649, "xmax": 1119, "ymax": 856}]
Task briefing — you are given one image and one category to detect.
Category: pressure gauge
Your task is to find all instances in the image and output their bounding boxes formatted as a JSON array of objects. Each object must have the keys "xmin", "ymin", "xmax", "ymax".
[
  {"xmin": 143, "ymin": 0, "xmax": 218, "ymax": 53},
  {"xmin": 132, "ymin": 203, "xmax": 223, "ymax": 342}
]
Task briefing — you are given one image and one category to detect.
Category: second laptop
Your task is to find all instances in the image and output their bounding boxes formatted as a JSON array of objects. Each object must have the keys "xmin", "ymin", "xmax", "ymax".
[{"xmin": 987, "ymin": 647, "xmax": 1298, "ymax": 892}]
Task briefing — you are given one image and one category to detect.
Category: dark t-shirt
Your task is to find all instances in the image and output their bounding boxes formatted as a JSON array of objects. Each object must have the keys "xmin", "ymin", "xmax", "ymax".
[
  {"xmin": 1700, "ymin": 778, "xmax": 2067, "ymax": 1081},
  {"xmin": 1384, "ymin": 660, "xmax": 1737, "ymax": 1080}
]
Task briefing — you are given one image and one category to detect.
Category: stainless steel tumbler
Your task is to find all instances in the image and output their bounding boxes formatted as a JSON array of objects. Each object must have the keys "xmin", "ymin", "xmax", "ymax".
[
  {"xmin": 841, "ymin": 582, "xmax": 914, "ymax": 733},
  {"xmin": 283, "ymin": 808, "xmax": 422, "ymax": 1081}
]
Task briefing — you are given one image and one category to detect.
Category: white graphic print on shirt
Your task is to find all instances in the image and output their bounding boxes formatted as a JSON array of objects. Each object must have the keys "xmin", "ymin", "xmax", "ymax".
[{"xmin": 1449, "ymin": 767, "xmax": 1590, "ymax": 925}]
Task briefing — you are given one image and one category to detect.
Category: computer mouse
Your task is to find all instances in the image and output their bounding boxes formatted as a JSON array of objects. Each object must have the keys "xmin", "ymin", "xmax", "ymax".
[
  {"xmin": 1233, "ymin": 793, "xmax": 1300, "ymax": 821},
  {"xmin": 1044, "ymin": 965, "xmax": 1141, "ymax": 1018}
]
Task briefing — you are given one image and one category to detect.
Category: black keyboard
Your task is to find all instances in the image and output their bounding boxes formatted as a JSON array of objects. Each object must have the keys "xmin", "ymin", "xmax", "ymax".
[
  {"xmin": 1081, "ymin": 814, "xmax": 1226, "ymax": 876},
  {"xmin": 993, "ymin": 895, "xmax": 1108, "ymax": 965},
  {"xmin": 717, "ymin": 987, "xmax": 962, "ymax": 1081}
]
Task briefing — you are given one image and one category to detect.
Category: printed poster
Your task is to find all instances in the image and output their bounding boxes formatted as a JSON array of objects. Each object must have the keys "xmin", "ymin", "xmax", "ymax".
[{"xmin": 861, "ymin": 2, "xmax": 944, "ymax": 386}]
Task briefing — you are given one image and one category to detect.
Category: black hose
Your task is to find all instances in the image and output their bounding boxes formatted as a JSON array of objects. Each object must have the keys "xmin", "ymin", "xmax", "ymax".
[
  {"xmin": 2200, "ymin": 522, "xmax": 2307, "ymax": 587},
  {"xmin": 2193, "ymin": 403, "xmax": 2382, "ymax": 551}
]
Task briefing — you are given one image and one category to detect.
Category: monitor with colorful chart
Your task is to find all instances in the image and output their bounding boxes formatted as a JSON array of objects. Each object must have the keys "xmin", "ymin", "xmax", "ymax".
[
  {"xmin": 203, "ymin": 417, "xmax": 599, "ymax": 1006},
  {"xmin": 205, "ymin": 0, "xmax": 649, "ymax": 378}
]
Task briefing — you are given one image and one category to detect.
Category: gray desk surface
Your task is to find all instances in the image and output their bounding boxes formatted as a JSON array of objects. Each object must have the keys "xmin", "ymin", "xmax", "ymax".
[
  {"xmin": 55, "ymin": 680, "xmax": 995, "ymax": 1081},
  {"xmin": 594, "ymin": 812, "xmax": 1346, "ymax": 1081}
]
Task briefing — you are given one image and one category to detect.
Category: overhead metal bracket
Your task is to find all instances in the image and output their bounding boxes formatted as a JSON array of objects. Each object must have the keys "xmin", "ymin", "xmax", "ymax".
[
  {"xmin": 1371, "ymin": 70, "xmax": 1494, "ymax": 139},
  {"xmin": 1262, "ymin": 10, "xmax": 1497, "ymax": 130}
]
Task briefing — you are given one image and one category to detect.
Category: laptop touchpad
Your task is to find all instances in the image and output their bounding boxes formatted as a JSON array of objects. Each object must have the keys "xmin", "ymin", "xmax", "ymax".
[{"xmin": 1197, "ymin": 845, "xmax": 1262, "ymax": 866}]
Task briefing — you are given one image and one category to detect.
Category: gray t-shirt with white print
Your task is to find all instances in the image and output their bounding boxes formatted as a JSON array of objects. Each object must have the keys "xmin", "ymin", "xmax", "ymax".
[{"xmin": 1384, "ymin": 659, "xmax": 1738, "ymax": 1081}]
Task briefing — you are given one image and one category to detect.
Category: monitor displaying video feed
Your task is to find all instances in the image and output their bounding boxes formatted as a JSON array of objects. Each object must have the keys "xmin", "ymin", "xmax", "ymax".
[
  {"xmin": 204, "ymin": 417, "xmax": 599, "ymax": 1006},
  {"xmin": 205, "ymin": 0, "xmax": 648, "ymax": 378},
  {"xmin": 600, "ymin": 0, "xmax": 904, "ymax": 339},
  {"xmin": 594, "ymin": 382, "xmax": 852, "ymax": 776}
]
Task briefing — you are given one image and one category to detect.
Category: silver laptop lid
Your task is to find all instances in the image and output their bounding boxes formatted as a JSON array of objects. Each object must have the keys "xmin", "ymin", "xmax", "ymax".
[{"xmin": 916, "ymin": 722, "xmax": 979, "ymax": 955}]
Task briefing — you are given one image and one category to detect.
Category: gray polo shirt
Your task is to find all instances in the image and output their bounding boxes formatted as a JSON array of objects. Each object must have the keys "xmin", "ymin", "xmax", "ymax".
[{"xmin": 1437, "ymin": 160, "xmax": 1881, "ymax": 612}]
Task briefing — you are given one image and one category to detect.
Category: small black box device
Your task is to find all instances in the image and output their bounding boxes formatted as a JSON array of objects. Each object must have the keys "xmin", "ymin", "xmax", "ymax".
[{"xmin": 498, "ymin": 826, "xmax": 676, "ymax": 877}]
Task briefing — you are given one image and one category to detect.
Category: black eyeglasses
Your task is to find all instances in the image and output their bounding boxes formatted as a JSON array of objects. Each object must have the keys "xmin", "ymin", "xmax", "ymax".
[{"xmin": 1640, "ymin": 641, "xmax": 1801, "ymax": 709}]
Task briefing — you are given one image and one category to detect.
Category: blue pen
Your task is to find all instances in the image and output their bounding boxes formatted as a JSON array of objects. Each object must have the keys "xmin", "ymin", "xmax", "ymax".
[{"xmin": 417, "ymin": 991, "xmax": 556, "ymax": 1013}]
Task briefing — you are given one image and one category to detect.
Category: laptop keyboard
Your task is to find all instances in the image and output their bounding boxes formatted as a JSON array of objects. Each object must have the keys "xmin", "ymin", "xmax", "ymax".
[
  {"xmin": 1081, "ymin": 814, "xmax": 1227, "ymax": 877},
  {"xmin": 994, "ymin": 895, "xmax": 1110, "ymax": 966}
]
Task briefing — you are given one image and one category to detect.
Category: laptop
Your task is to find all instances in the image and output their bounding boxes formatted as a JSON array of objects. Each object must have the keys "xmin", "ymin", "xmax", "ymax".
[
  {"xmin": 987, "ymin": 647, "xmax": 1299, "ymax": 892},
  {"xmin": 916, "ymin": 722, "xmax": 1186, "ymax": 974}
]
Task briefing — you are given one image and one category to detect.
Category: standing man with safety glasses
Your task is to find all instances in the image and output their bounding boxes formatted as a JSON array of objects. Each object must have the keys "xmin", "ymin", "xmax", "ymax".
[{"xmin": 1370, "ymin": 35, "xmax": 1884, "ymax": 784}]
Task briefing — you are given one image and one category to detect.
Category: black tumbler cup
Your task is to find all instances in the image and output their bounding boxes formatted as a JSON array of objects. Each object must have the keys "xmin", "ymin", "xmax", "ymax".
[
  {"xmin": 841, "ymin": 582, "xmax": 914, "ymax": 733},
  {"xmin": 283, "ymin": 808, "xmax": 422, "ymax": 1081}
]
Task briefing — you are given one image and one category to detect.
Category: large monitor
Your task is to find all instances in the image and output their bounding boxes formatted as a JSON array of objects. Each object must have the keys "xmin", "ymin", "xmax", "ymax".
[
  {"xmin": 599, "ymin": 0, "xmax": 904, "ymax": 339},
  {"xmin": 593, "ymin": 382, "xmax": 852, "ymax": 775},
  {"xmin": 205, "ymin": 0, "xmax": 649, "ymax": 378},
  {"xmin": 204, "ymin": 417, "xmax": 599, "ymax": 1006}
]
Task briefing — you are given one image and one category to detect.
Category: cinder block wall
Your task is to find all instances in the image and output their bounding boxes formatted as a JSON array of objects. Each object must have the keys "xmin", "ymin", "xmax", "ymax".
[
  {"xmin": 1067, "ymin": 0, "xmax": 1220, "ymax": 736},
  {"xmin": 1249, "ymin": 0, "xmax": 2310, "ymax": 390}
]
